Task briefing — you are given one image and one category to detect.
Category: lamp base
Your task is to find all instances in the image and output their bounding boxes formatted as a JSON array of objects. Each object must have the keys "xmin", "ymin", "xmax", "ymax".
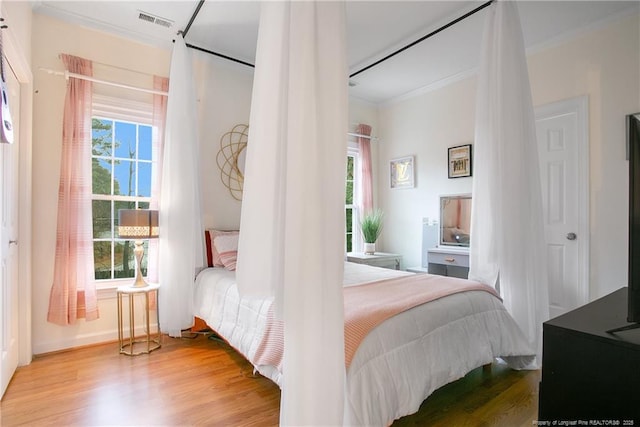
[{"xmin": 131, "ymin": 240, "xmax": 149, "ymax": 287}]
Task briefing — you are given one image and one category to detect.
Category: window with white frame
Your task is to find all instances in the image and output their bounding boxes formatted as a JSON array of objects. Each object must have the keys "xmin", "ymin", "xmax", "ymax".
[
  {"xmin": 346, "ymin": 147, "xmax": 360, "ymax": 253},
  {"xmin": 91, "ymin": 96, "xmax": 155, "ymax": 281}
]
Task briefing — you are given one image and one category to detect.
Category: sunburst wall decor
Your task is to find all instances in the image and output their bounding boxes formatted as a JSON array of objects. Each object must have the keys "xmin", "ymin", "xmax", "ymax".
[{"xmin": 216, "ymin": 124, "xmax": 248, "ymax": 201}]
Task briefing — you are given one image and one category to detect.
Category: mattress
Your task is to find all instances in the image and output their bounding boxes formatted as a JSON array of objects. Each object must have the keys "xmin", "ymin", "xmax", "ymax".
[{"xmin": 193, "ymin": 262, "xmax": 535, "ymax": 426}]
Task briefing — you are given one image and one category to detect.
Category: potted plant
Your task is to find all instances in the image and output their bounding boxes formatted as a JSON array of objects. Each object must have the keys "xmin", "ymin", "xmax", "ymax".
[{"xmin": 360, "ymin": 209, "xmax": 384, "ymax": 254}]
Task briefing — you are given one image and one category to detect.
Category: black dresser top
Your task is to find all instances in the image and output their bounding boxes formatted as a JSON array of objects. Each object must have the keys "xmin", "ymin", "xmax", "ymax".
[{"xmin": 544, "ymin": 287, "xmax": 640, "ymax": 348}]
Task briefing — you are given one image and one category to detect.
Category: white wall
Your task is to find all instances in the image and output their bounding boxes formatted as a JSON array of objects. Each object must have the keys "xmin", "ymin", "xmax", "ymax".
[
  {"xmin": 378, "ymin": 78, "xmax": 476, "ymax": 267},
  {"xmin": 377, "ymin": 12, "xmax": 640, "ymax": 300},
  {"xmin": 194, "ymin": 52, "xmax": 254, "ymax": 230},
  {"xmin": 31, "ymin": 13, "xmax": 254, "ymax": 353}
]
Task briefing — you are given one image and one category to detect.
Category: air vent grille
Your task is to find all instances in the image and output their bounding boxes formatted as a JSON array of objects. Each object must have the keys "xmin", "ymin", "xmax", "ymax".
[
  {"xmin": 138, "ymin": 11, "xmax": 173, "ymax": 28},
  {"xmin": 154, "ymin": 18, "xmax": 172, "ymax": 28}
]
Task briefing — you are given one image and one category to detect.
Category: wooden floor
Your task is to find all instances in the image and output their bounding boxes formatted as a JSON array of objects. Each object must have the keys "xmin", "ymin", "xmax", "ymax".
[{"xmin": 0, "ymin": 334, "xmax": 540, "ymax": 426}]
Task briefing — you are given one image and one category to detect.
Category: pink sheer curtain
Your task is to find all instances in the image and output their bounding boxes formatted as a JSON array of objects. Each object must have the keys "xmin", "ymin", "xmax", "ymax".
[
  {"xmin": 357, "ymin": 123, "xmax": 373, "ymax": 213},
  {"xmin": 47, "ymin": 54, "xmax": 99, "ymax": 325},
  {"xmin": 147, "ymin": 75, "xmax": 169, "ymax": 284}
]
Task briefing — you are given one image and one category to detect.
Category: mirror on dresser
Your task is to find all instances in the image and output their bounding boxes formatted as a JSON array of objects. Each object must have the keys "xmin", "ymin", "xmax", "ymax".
[
  {"xmin": 439, "ymin": 194, "xmax": 471, "ymax": 247},
  {"xmin": 416, "ymin": 195, "xmax": 471, "ymax": 278},
  {"xmin": 412, "ymin": 194, "xmax": 472, "ymax": 278}
]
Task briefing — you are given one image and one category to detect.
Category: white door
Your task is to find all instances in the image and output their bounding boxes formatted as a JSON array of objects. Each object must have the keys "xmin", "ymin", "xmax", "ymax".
[
  {"xmin": 535, "ymin": 96, "xmax": 589, "ymax": 319},
  {"xmin": 1, "ymin": 59, "xmax": 21, "ymax": 399}
]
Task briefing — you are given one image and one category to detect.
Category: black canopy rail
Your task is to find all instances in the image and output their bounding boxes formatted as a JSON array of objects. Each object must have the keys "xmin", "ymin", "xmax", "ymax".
[
  {"xmin": 179, "ymin": 0, "xmax": 256, "ymax": 68},
  {"xmin": 178, "ymin": 0, "xmax": 494, "ymax": 77},
  {"xmin": 181, "ymin": 0, "xmax": 205, "ymax": 38},
  {"xmin": 349, "ymin": 0, "xmax": 494, "ymax": 79},
  {"xmin": 186, "ymin": 43, "xmax": 255, "ymax": 68}
]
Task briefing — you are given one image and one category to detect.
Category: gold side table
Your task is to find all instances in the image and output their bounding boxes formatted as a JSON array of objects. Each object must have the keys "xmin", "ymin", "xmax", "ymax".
[{"xmin": 117, "ymin": 283, "xmax": 162, "ymax": 356}]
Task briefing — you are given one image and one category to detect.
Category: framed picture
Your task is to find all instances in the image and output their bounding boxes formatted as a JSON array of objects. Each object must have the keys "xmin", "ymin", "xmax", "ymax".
[
  {"xmin": 390, "ymin": 156, "xmax": 415, "ymax": 189},
  {"xmin": 448, "ymin": 144, "xmax": 472, "ymax": 178}
]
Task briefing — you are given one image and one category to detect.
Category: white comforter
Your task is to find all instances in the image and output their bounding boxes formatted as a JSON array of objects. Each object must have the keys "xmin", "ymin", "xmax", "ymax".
[{"xmin": 193, "ymin": 262, "xmax": 534, "ymax": 426}]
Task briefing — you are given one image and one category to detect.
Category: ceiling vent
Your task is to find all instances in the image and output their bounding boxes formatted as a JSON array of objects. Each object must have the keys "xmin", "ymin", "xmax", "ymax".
[{"xmin": 138, "ymin": 11, "xmax": 173, "ymax": 29}]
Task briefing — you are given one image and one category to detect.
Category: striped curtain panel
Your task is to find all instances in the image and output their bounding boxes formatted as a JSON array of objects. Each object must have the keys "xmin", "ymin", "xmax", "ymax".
[
  {"xmin": 356, "ymin": 123, "xmax": 373, "ymax": 213},
  {"xmin": 47, "ymin": 54, "xmax": 99, "ymax": 325}
]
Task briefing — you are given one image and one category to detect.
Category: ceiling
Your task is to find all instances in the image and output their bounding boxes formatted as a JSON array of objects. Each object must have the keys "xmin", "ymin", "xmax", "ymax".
[{"xmin": 31, "ymin": 1, "xmax": 638, "ymax": 104}]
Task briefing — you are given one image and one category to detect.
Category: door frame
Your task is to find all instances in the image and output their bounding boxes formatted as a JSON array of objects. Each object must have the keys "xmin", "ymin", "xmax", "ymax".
[
  {"xmin": 535, "ymin": 95, "xmax": 590, "ymax": 308},
  {"xmin": 3, "ymin": 20, "xmax": 34, "ymax": 366}
]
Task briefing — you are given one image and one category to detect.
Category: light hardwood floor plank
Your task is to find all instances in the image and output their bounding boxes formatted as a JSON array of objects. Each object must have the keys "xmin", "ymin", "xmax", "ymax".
[{"xmin": 1, "ymin": 334, "xmax": 539, "ymax": 426}]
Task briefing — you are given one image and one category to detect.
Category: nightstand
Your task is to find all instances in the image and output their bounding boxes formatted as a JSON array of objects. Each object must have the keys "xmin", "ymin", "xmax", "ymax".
[
  {"xmin": 117, "ymin": 283, "xmax": 162, "ymax": 356},
  {"xmin": 347, "ymin": 252, "xmax": 402, "ymax": 270}
]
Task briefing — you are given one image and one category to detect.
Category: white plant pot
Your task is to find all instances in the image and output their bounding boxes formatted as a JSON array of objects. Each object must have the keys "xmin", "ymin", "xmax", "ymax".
[{"xmin": 364, "ymin": 242, "xmax": 376, "ymax": 255}]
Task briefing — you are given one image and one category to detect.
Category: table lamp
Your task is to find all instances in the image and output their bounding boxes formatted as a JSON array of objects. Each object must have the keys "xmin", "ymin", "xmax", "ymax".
[{"xmin": 118, "ymin": 209, "xmax": 159, "ymax": 287}]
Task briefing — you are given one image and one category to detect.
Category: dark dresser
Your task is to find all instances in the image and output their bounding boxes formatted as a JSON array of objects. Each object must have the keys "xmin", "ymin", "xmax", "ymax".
[{"xmin": 538, "ymin": 287, "xmax": 640, "ymax": 423}]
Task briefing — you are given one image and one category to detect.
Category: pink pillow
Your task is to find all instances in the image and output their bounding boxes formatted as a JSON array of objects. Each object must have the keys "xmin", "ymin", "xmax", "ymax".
[
  {"xmin": 205, "ymin": 229, "xmax": 239, "ymax": 267},
  {"xmin": 213, "ymin": 233, "xmax": 239, "ymax": 271}
]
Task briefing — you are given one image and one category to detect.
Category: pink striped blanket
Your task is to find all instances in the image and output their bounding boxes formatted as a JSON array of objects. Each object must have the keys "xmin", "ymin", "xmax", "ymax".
[{"xmin": 252, "ymin": 273, "xmax": 500, "ymax": 370}]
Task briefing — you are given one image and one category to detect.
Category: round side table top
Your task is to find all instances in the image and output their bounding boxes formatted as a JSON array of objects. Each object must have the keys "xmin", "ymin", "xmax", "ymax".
[{"xmin": 116, "ymin": 283, "xmax": 160, "ymax": 294}]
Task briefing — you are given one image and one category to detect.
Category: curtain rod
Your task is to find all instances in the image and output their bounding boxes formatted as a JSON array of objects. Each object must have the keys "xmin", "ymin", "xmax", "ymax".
[
  {"xmin": 38, "ymin": 67, "xmax": 168, "ymax": 96},
  {"xmin": 40, "ymin": 67, "xmax": 377, "ymax": 140},
  {"xmin": 349, "ymin": 0, "xmax": 494, "ymax": 78},
  {"xmin": 348, "ymin": 132, "xmax": 377, "ymax": 141}
]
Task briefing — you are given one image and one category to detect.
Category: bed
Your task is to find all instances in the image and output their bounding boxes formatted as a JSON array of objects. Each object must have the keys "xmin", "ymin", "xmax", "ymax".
[{"xmin": 193, "ymin": 259, "xmax": 535, "ymax": 426}]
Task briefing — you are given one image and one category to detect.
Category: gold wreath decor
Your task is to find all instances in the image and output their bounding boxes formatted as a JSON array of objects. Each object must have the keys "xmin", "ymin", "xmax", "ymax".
[{"xmin": 216, "ymin": 124, "xmax": 248, "ymax": 201}]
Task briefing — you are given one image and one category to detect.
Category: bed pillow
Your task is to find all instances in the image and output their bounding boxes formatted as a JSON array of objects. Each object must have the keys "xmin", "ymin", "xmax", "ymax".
[
  {"xmin": 212, "ymin": 233, "xmax": 239, "ymax": 271},
  {"xmin": 205, "ymin": 229, "xmax": 239, "ymax": 267}
]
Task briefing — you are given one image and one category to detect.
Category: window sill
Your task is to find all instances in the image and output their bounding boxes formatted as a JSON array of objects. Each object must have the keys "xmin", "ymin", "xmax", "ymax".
[{"xmin": 96, "ymin": 279, "xmax": 137, "ymax": 300}]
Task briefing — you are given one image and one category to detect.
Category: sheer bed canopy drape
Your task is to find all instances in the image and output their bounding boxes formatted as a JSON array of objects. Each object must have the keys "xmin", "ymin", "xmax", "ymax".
[
  {"xmin": 469, "ymin": 0, "xmax": 549, "ymax": 367},
  {"xmin": 158, "ymin": 36, "xmax": 204, "ymax": 338},
  {"xmin": 236, "ymin": 1, "xmax": 348, "ymax": 425}
]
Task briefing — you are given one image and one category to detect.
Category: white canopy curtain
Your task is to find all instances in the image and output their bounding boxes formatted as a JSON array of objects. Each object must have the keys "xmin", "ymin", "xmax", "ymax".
[
  {"xmin": 469, "ymin": 0, "xmax": 549, "ymax": 366},
  {"xmin": 158, "ymin": 36, "xmax": 204, "ymax": 337},
  {"xmin": 236, "ymin": 1, "xmax": 348, "ymax": 425},
  {"xmin": 146, "ymin": 75, "xmax": 169, "ymax": 285}
]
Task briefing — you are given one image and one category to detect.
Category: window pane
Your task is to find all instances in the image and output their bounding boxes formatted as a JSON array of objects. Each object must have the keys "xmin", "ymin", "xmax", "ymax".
[
  {"xmin": 139, "ymin": 125, "xmax": 152, "ymax": 161},
  {"xmin": 92, "ymin": 119, "xmax": 112, "ymax": 157},
  {"xmin": 346, "ymin": 156, "xmax": 354, "ymax": 180},
  {"xmin": 92, "ymin": 158, "xmax": 112, "ymax": 195},
  {"xmin": 92, "ymin": 200, "xmax": 112, "ymax": 238},
  {"xmin": 91, "ymin": 114, "xmax": 154, "ymax": 281},
  {"xmin": 114, "ymin": 160, "xmax": 135, "ymax": 196},
  {"xmin": 114, "ymin": 240, "xmax": 136, "ymax": 279},
  {"xmin": 346, "ymin": 233, "xmax": 352, "ymax": 253},
  {"xmin": 93, "ymin": 241, "xmax": 112, "ymax": 280},
  {"xmin": 114, "ymin": 122, "xmax": 137, "ymax": 159},
  {"xmin": 346, "ymin": 207, "xmax": 353, "ymax": 233},
  {"xmin": 138, "ymin": 162, "xmax": 151, "ymax": 197},
  {"xmin": 346, "ymin": 181, "xmax": 353, "ymax": 204}
]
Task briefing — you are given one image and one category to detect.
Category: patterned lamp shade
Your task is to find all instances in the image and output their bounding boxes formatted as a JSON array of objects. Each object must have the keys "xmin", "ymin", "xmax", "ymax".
[{"xmin": 118, "ymin": 209, "xmax": 159, "ymax": 239}]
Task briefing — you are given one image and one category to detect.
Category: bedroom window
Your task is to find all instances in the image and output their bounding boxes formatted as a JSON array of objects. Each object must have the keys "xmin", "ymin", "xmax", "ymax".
[
  {"xmin": 346, "ymin": 149, "xmax": 360, "ymax": 252},
  {"xmin": 91, "ymin": 116, "xmax": 154, "ymax": 281}
]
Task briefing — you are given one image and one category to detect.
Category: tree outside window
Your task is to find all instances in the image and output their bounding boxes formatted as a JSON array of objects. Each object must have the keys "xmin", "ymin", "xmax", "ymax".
[{"xmin": 91, "ymin": 118, "xmax": 153, "ymax": 280}]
